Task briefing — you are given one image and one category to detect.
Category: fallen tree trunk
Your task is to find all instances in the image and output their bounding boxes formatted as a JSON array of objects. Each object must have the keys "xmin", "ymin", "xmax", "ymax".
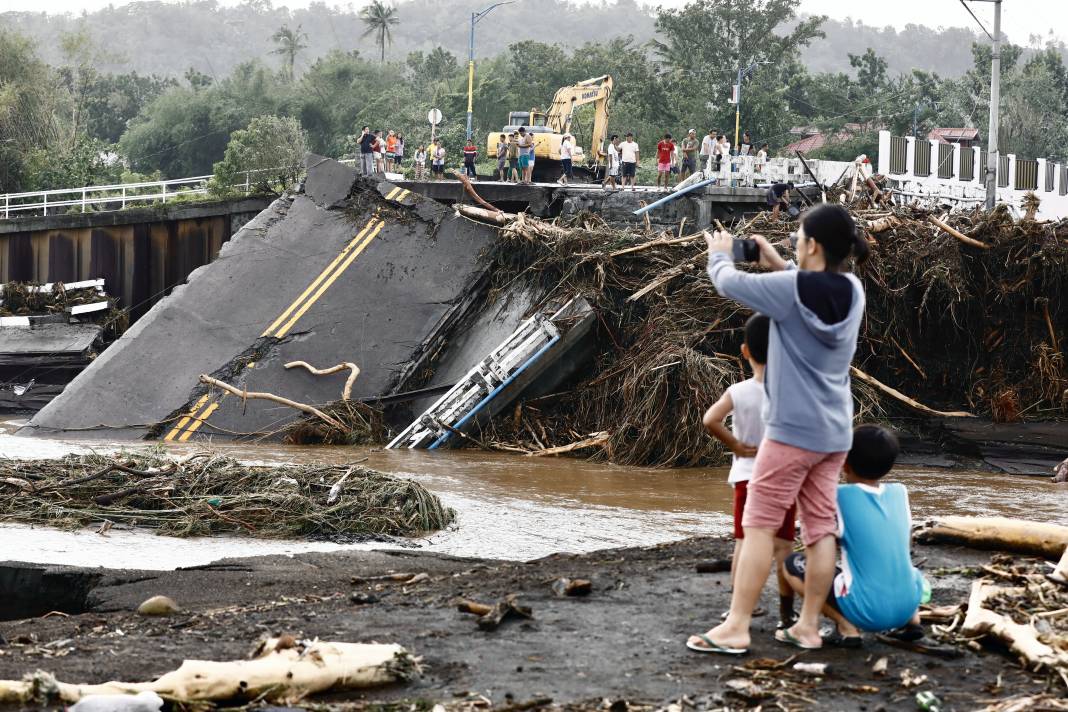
[
  {"xmin": 915, "ymin": 516, "xmax": 1068, "ymax": 559},
  {"xmin": 0, "ymin": 639, "xmax": 413, "ymax": 705},
  {"xmin": 457, "ymin": 204, "xmax": 511, "ymax": 225}
]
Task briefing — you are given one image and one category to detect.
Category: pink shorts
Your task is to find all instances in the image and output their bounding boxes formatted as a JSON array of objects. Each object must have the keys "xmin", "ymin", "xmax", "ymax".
[
  {"xmin": 741, "ymin": 438, "xmax": 846, "ymax": 547},
  {"xmin": 657, "ymin": 161, "xmax": 671, "ymax": 172}
]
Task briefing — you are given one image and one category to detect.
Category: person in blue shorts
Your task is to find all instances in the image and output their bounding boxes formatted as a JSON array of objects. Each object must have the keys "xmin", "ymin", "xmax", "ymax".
[{"xmin": 778, "ymin": 424, "xmax": 926, "ymax": 648}]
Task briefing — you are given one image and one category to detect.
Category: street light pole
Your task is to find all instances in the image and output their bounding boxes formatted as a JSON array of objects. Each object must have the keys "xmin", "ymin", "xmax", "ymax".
[
  {"xmin": 466, "ymin": 1, "xmax": 516, "ymax": 141},
  {"xmin": 984, "ymin": 0, "xmax": 1002, "ymax": 210}
]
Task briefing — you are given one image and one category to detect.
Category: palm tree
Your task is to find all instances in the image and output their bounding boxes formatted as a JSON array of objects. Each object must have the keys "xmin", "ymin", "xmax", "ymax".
[
  {"xmin": 271, "ymin": 24, "xmax": 308, "ymax": 80},
  {"xmin": 360, "ymin": 1, "xmax": 399, "ymax": 63}
]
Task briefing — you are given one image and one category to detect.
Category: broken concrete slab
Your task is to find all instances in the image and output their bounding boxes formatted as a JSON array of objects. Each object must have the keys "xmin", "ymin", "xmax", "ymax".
[
  {"xmin": 303, "ymin": 153, "xmax": 357, "ymax": 209},
  {"xmin": 25, "ymin": 158, "xmax": 500, "ymax": 440}
]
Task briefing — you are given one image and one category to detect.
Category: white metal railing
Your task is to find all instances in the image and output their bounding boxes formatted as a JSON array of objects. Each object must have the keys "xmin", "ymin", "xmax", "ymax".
[{"xmin": 0, "ymin": 162, "xmax": 359, "ymax": 220}]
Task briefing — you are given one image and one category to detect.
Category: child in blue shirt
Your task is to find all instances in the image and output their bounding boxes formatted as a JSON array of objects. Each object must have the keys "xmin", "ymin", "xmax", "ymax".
[{"xmin": 779, "ymin": 424, "xmax": 925, "ymax": 648}]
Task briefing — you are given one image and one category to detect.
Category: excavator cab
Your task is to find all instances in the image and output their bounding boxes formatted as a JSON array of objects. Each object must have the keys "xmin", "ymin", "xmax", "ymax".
[{"xmin": 506, "ymin": 110, "xmax": 548, "ymax": 129}]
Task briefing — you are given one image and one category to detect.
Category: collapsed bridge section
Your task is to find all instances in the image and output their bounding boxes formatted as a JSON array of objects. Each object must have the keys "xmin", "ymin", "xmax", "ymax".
[{"xmin": 26, "ymin": 157, "xmax": 500, "ymax": 440}]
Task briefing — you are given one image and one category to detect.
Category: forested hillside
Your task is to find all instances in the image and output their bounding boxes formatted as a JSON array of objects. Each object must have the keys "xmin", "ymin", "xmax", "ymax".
[
  {"xmin": 2, "ymin": 0, "xmax": 1067, "ymax": 196},
  {"xmin": 1, "ymin": 0, "xmax": 1006, "ymax": 79}
]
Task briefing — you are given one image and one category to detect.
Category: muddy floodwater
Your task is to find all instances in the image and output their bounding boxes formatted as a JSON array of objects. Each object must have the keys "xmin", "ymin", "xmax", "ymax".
[{"xmin": 1, "ymin": 427, "xmax": 1065, "ymax": 569}]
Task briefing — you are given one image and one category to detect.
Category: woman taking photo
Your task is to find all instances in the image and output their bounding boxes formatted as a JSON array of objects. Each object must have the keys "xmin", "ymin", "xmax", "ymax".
[{"xmin": 688, "ymin": 204, "xmax": 869, "ymax": 655}]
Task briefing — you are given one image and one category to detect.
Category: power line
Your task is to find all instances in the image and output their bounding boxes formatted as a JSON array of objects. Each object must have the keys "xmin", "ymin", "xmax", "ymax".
[{"xmin": 958, "ymin": 0, "xmax": 994, "ymax": 41}]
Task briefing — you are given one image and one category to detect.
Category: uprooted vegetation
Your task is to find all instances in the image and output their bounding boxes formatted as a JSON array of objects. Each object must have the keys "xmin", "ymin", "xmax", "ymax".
[
  {"xmin": 469, "ymin": 201, "xmax": 1068, "ymax": 467},
  {"xmin": 0, "ymin": 452, "xmax": 454, "ymax": 539}
]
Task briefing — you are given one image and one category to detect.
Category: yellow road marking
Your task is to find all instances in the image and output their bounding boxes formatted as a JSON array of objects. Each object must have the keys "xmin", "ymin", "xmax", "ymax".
[
  {"xmin": 178, "ymin": 402, "xmax": 219, "ymax": 442},
  {"xmin": 261, "ymin": 216, "xmax": 379, "ymax": 337},
  {"xmin": 274, "ymin": 220, "xmax": 385, "ymax": 338},
  {"xmin": 385, "ymin": 186, "xmax": 401, "ymax": 200},
  {"xmin": 164, "ymin": 394, "xmax": 212, "ymax": 442}
]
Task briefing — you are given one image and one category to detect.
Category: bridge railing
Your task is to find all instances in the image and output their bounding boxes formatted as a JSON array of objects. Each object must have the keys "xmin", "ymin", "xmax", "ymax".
[
  {"xmin": 876, "ymin": 130, "xmax": 1068, "ymax": 220},
  {"xmin": 0, "ymin": 160, "xmax": 358, "ymax": 220}
]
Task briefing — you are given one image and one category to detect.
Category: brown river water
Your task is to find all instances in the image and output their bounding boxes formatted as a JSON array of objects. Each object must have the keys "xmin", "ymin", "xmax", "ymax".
[{"xmin": 0, "ymin": 428, "xmax": 1065, "ymax": 569}]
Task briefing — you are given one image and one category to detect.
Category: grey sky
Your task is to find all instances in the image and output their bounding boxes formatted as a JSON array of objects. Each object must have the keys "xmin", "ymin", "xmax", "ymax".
[{"xmin": 5, "ymin": 0, "xmax": 1066, "ymax": 46}]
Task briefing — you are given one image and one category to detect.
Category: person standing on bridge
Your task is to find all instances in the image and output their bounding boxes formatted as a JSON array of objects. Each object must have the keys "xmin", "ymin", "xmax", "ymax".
[
  {"xmin": 372, "ymin": 130, "xmax": 386, "ymax": 174},
  {"xmin": 619, "ymin": 132, "xmax": 640, "ymax": 189},
  {"xmin": 507, "ymin": 132, "xmax": 520, "ymax": 182},
  {"xmin": 385, "ymin": 130, "xmax": 399, "ymax": 172},
  {"xmin": 358, "ymin": 126, "xmax": 375, "ymax": 177},
  {"xmin": 518, "ymin": 127, "xmax": 535, "ymax": 184},
  {"xmin": 395, "ymin": 133, "xmax": 405, "ymax": 171},
  {"xmin": 601, "ymin": 134, "xmax": 620, "ymax": 190},
  {"xmin": 414, "ymin": 145, "xmax": 426, "ymax": 180},
  {"xmin": 701, "ymin": 130, "xmax": 716, "ymax": 173},
  {"xmin": 462, "ymin": 138, "xmax": 479, "ymax": 180},
  {"xmin": 558, "ymin": 134, "xmax": 574, "ymax": 185},
  {"xmin": 433, "ymin": 141, "xmax": 446, "ymax": 180},
  {"xmin": 681, "ymin": 129, "xmax": 699, "ymax": 181},
  {"xmin": 496, "ymin": 134, "xmax": 508, "ymax": 181},
  {"xmin": 656, "ymin": 133, "xmax": 675, "ymax": 189}
]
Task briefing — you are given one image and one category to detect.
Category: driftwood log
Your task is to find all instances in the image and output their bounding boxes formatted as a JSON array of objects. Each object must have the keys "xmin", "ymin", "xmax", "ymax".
[
  {"xmin": 199, "ymin": 374, "xmax": 346, "ymax": 432},
  {"xmin": 962, "ymin": 581, "xmax": 1068, "ymax": 674},
  {"xmin": 284, "ymin": 360, "xmax": 360, "ymax": 401},
  {"xmin": 0, "ymin": 639, "xmax": 412, "ymax": 705},
  {"xmin": 915, "ymin": 516, "xmax": 1068, "ymax": 559},
  {"xmin": 929, "ymin": 216, "xmax": 991, "ymax": 249}
]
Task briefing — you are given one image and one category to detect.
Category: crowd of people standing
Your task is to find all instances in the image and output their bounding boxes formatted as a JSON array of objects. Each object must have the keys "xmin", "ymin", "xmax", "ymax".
[{"xmin": 356, "ymin": 124, "xmax": 773, "ymax": 188}]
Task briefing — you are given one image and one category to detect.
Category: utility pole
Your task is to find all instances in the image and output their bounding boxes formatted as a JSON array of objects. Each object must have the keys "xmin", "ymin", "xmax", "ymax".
[
  {"xmin": 984, "ymin": 0, "xmax": 1002, "ymax": 210},
  {"xmin": 731, "ymin": 61, "xmax": 768, "ymax": 153},
  {"xmin": 466, "ymin": 1, "xmax": 516, "ymax": 141}
]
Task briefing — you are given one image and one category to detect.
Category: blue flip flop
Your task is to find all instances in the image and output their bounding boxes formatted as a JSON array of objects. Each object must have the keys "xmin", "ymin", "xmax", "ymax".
[{"xmin": 686, "ymin": 633, "xmax": 748, "ymax": 655}]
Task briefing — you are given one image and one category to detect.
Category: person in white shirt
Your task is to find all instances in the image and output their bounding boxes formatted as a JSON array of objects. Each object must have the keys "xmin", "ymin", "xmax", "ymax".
[
  {"xmin": 696, "ymin": 313, "xmax": 796, "ymax": 639},
  {"xmin": 600, "ymin": 134, "xmax": 621, "ymax": 189},
  {"xmin": 755, "ymin": 143, "xmax": 769, "ymax": 173},
  {"xmin": 619, "ymin": 132, "xmax": 640, "ymax": 189},
  {"xmin": 558, "ymin": 134, "xmax": 574, "ymax": 185},
  {"xmin": 414, "ymin": 145, "xmax": 427, "ymax": 180},
  {"xmin": 701, "ymin": 130, "xmax": 716, "ymax": 173}
]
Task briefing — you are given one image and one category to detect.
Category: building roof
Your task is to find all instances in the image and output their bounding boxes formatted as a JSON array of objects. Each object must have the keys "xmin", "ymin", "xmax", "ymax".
[
  {"xmin": 928, "ymin": 127, "xmax": 980, "ymax": 143},
  {"xmin": 785, "ymin": 133, "xmax": 827, "ymax": 153}
]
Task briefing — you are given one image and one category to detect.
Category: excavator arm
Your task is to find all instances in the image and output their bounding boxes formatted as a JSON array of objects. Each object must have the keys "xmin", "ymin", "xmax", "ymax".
[{"xmin": 545, "ymin": 75, "xmax": 613, "ymax": 162}]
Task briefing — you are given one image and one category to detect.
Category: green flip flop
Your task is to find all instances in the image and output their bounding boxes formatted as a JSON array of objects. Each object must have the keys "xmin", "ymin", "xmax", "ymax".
[
  {"xmin": 775, "ymin": 627, "xmax": 822, "ymax": 650},
  {"xmin": 686, "ymin": 633, "xmax": 748, "ymax": 655}
]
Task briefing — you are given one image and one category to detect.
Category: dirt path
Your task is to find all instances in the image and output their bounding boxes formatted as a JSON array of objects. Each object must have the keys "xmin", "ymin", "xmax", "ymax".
[{"xmin": 0, "ymin": 538, "xmax": 1052, "ymax": 710}]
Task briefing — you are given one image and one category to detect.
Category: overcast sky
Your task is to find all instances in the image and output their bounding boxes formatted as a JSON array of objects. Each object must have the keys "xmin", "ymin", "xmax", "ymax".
[{"xmin": 4, "ymin": 0, "xmax": 1066, "ymax": 46}]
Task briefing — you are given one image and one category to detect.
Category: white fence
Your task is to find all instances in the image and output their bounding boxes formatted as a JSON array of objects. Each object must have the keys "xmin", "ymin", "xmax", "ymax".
[
  {"xmin": 877, "ymin": 130, "xmax": 1068, "ymax": 220},
  {"xmin": 0, "ymin": 161, "xmax": 359, "ymax": 220}
]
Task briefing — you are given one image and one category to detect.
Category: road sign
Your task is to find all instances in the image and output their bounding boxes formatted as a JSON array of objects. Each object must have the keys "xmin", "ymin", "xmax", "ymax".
[{"xmin": 428, "ymin": 108, "xmax": 442, "ymax": 126}]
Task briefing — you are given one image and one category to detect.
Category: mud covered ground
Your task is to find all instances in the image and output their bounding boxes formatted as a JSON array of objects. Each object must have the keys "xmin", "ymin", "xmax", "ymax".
[{"xmin": 0, "ymin": 537, "xmax": 1056, "ymax": 711}]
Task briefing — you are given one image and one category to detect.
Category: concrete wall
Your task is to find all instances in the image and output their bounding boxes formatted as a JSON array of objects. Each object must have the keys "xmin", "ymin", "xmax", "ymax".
[
  {"xmin": 877, "ymin": 130, "xmax": 1068, "ymax": 219},
  {"xmin": 0, "ymin": 199, "xmax": 268, "ymax": 319}
]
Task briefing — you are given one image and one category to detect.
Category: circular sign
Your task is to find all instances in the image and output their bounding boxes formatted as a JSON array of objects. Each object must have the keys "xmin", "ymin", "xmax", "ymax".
[{"xmin": 427, "ymin": 108, "xmax": 442, "ymax": 125}]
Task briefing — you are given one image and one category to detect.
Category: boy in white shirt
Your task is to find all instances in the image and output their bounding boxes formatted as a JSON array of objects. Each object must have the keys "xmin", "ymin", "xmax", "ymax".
[
  {"xmin": 600, "ymin": 134, "xmax": 620, "ymax": 189},
  {"xmin": 693, "ymin": 314, "xmax": 797, "ymax": 649}
]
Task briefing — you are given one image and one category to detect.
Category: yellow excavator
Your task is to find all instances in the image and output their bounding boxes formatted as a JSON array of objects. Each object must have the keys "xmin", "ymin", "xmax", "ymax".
[{"xmin": 487, "ymin": 75, "xmax": 613, "ymax": 182}]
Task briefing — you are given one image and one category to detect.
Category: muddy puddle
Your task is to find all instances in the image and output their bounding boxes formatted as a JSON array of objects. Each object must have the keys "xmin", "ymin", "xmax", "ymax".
[{"xmin": 0, "ymin": 427, "xmax": 1064, "ymax": 569}]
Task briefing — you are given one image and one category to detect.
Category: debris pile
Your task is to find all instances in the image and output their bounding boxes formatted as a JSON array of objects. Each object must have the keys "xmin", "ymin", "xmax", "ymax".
[
  {"xmin": 0, "ymin": 280, "xmax": 127, "ymax": 338},
  {"xmin": 470, "ymin": 200, "xmax": 1068, "ymax": 466},
  {"xmin": 0, "ymin": 452, "xmax": 454, "ymax": 539}
]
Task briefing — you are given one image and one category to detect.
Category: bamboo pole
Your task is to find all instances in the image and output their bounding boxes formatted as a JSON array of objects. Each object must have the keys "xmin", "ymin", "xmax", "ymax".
[{"xmin": 850, "ymin": 366, "xmax": 974, "ymax": 418}]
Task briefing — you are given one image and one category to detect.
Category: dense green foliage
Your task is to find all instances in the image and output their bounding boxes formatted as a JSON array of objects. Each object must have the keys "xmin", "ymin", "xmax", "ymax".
[
  {"xmin": 211, "ymin": 115, "xmax": 309, "ymax": 195},
  {"xmin": 2, "ymin": 0, "xmax": 1067, "ymax": 193}
]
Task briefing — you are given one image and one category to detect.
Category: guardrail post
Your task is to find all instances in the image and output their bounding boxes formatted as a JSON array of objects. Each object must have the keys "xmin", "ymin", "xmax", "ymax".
[
  {"xmin": 82, "ymin": 188, "xmax": 87, "ymax": 213},
  {"xmin": 42, "ymin": 194, "xmax": 47, "ymax": 216},
  {"xmin": 161, "ymin": 181, "xmax": 167, "ymax": 204},
  {"xmin": 122, "ymin": 186, "xmax": 126, "ymax": 209},
  {"xmin": 245, "ymin": 171, "xmax": 250, "ymax": 194},
  {"xmin": 3, "ymin": 195, "xmax": 7, "ymax": 220}
]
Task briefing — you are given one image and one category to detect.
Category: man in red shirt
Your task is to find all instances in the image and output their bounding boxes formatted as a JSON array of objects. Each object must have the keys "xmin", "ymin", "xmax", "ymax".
[{"xmin": 656, "ymin": 132, "xmax": 676, "ymax": 189}]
